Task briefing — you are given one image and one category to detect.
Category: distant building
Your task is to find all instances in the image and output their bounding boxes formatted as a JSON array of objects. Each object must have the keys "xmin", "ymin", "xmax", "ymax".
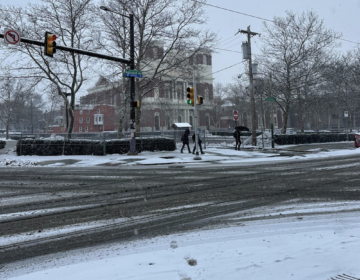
[
  {"xmin": 51, "ymin": 104, "xmax": 117, "ymax": 133},
  {"xmin": 80, "ymin": 42, "xmax": 215, "ymax": 132}
]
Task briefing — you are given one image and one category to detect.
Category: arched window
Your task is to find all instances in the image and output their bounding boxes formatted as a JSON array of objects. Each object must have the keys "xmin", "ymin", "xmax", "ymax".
[
  {"xmin": 178, "ymin": 116, "xmax": 182, "ymax": 123},
  {"xmin": 153, "ymin": 48, "xmax": 157, "ymax": 59},
  {"xmin": 154, "ymin": 114, "xmax": 160, "ymax": 131},
  {"xmin": 166, "ymin": 115, "xmax": 171, "ymax": 130},
  {"xmin": 204, "ymin": 88, "xmax": 209, "ymax": 100}
]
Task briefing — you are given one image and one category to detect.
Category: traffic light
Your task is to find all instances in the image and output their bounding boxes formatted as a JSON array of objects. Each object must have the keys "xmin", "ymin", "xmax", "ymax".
[
  {"xmin": 197, "ymin": 96, "xmax": 203, "ymax": 105},
  {"xmin": 186, "ymin": 87, "xmax": 194, "ymax": 106},
  {"xmin": 130, "ymin": 101, "xmax": 140, "ymax": 107},
  {"xmin": 44, "ymin": 32, "xmax": 57, "ymax": 57}
]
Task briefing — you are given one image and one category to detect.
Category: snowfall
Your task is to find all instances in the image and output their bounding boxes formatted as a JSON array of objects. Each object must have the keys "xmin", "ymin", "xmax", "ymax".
[{"xmin": 1, "ymin": 138, "xmax": 360, "ymax": 279}]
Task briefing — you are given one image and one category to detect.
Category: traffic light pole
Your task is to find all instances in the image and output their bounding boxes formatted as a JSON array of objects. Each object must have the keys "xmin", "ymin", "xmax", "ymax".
[
  {"xmin": 128, "ymin": 14, "xmax": 137, "ymax": 155},
  {"xmin": 193, "ymin": 70, "xmax": 201, "ymax": 160}
]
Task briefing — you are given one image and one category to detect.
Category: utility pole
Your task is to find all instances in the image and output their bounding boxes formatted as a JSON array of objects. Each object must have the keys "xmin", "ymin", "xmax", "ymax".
[{"xmin": 238, "ymin": 26, "xmax": 260, "ymax": 146}]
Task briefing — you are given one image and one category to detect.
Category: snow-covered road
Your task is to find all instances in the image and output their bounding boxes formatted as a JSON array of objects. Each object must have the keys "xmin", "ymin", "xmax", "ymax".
[{"xmin": 2, "ymin": 206, "xmax": 360, "ymax": 280}]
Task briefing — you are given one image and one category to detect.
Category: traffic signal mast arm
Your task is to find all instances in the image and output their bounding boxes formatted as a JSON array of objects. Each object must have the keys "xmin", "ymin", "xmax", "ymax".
[{"xmin": 0, "ymin": 33, "xmax": 131, "ymax": 65}]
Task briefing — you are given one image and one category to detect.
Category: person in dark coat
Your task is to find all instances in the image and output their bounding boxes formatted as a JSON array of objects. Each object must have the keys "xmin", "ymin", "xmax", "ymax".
[
  {"xmin": 233, "ymin": 129, "xmax": 241, "ymax": 150},
  {"xmin": 192, "ymin": 133, "xmax": 204, "ymax": 154},
  {"xmin": 181, "ymin": 128, "xmax": 191, "ymax": 153}
]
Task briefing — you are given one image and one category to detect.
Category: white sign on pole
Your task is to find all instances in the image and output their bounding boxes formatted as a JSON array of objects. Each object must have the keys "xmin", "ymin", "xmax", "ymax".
[
  {"xmin": 4, "ymin": 28, "xmax": 21, "ymax": 45},
  {"xmin": 344, "ymin": 111, "xmax": 349, "ymax": 118}
]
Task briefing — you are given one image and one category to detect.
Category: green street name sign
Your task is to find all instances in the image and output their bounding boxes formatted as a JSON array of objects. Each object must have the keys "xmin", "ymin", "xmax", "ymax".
[
  {"xmin": 124, "ymin": 70, "xmax": 143, "ymax": 78},
  {"xmin": 266, "ymin": 97, "xmax": 276, "ymax": 101}
]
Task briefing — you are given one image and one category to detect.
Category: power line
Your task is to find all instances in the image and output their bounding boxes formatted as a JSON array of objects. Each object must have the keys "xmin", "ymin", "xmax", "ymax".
[
  {"xmin": 205, "ymin": 61, "xmax": 244, "ymax": 77},
  {"xmin": 191, "ymin": 0, "xmax": 273, "ymax": 22},
  {"xmin": 190, "ymin": 0, "xmax": 360, "ymax": 45}
]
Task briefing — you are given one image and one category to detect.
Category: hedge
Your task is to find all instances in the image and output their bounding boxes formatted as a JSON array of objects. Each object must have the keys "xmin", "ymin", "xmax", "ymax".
[
  {"xmin": 16, "ymin": 137, "xmax": 176, "ymax": 156},
  {"xmin": 0, "ymin": 140, "xmax": 5, "ymax": 149},
  {"xmin": 274, "ymin": 133, "xmax": 354, "ymax": 145}
]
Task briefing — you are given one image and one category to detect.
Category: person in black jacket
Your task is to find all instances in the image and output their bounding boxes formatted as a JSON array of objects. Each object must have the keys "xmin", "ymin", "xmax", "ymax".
[
  {"xmin": 233, "ymin": 129, "xmax": 241, "ymax": 150},
  {"xmin": 180, "ymin": 128, "xmax": 191, "ymax": 153},
  {"xmin": 192, "ymin": 132, "xmax": 204, "ymax": 154}
]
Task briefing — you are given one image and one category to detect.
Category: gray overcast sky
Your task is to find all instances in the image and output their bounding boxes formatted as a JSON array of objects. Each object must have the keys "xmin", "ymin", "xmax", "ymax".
[{"xmin": 2, "ymin": 0, "xmax": 360, "ymax": 88}]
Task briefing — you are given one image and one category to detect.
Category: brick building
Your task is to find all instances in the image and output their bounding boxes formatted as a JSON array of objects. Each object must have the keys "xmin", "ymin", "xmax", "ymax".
[
  {"xmin": 50, "ymin": 104, "xmax": 117, "ymax": 133},
  {"xmin": 80, "ymin": 42, "xmax": 215, "ymax": 132}
]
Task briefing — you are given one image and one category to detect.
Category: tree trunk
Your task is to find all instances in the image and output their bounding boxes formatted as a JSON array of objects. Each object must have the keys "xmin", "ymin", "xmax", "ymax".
[
  {"xmin": 67, "ymin": 95, "xmax": 75, "ymax": 139},
  {"xmin": 117, "ymin": 105, "xmax": 127, "ymax": 139},
  {"xmin": 281, "ymin": 102, "xmax": 290, "ymax": 134},
  {"xmin": 5, "ymin": 122, "xmax": 9, "ymax": 140}
]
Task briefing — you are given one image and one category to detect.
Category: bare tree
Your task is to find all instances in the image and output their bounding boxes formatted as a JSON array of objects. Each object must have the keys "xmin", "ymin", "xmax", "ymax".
[
  {"xmin": 98, "ymin": 0, "xmax": 216, "ymax": 132},
  {"xmin": 0, "ymin": 0, "xmax": 97, "ymax": 138},
  {"xmin": 261, "ymin": 10, "xmax": 340, "ymax": 133},
  {"xmin": 0, "ymin": 74, "xmax": 37, "ymax": 138},
  {"xmin": 40, "ymin": 84, "xmax": 63, "ymax": 133}
]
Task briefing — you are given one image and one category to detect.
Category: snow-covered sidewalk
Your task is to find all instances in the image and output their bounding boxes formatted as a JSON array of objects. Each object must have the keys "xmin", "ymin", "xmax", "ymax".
[{"xmin": 2, "ymin": 205, "xmax": 360, "ymax": 280}]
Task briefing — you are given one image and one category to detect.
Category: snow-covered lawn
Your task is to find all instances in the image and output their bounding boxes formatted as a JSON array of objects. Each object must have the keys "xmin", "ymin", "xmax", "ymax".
[
  {"xmin": 1, "ymin": 144, "xmax": 360, "ymax": 168},
  {"xmin": 3, "ymin": 205, "xmax": 360, "ymax": 280}
]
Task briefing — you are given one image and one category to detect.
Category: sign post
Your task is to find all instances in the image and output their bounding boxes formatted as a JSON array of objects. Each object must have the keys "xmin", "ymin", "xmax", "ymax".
[
  {"xmin": 266, "ymin": 96, "xmax": 276, "ymax": 148},
  {"xmin": 344, "ymin": 110, "xmax": 349, "ymax": 142}
]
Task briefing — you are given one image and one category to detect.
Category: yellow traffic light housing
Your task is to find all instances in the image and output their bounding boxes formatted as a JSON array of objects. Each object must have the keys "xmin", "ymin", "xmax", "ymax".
[
  {"xmin": 197, "ymin": 96, "xmax": 203, "ymax": 105},
  {"xmin": 45, "ymin": 32, "xmax": 57, "ymax": 57},
  {"xmin": 186, "ymin": 87, "xmax": 194, "ymax": 106},
  {"xmin": 131, "ymin": 101, "xmax": 140, "ymax": 107}
]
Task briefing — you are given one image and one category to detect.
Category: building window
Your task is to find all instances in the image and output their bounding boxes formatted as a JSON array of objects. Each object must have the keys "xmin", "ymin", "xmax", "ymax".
[
  {"xmin": 79, "ymin": 127, "xmax": 82, "ymax": 132},
  {"xmin": 203, "ymin": 54, "xmax": 207, "ymax": 64},
  {"xmin": 86, "ymin": 110, "xmax": 90, "ymax": 115},
  {"xmin": 154, "ymin": 115, "xmax": 160, "ymax": 131},
  {"xmin": 165, "ymin": 84, "xmax": 171, "ymax": 99},
  {"xmin": 80, "ymin": 110, "xmax": 83, "ymax": 115},
  {"xmin": 178, "ymin": 116, "xmax": 181, "ymax": 123},
  {"xmin": 85, "ymin": 126, "xmax": 88, "ymax": 132},
  {"xmin": 97, "ymin": 109, "xmax": 100, "ymax": 113},
  {"xmin": 87, "ymin": 117, "xmax": 90, "ymax": 123},
  {"xmin": 94, "ymin": 114, "xmax": 104, "ymax": 125},
  {"xmin": 79, "ymin": 117, "xmax": 83, "ymax": 124}
]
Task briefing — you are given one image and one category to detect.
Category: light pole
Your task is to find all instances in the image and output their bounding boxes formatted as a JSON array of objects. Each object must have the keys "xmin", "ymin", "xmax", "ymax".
[{"xmin": 100, "ymin": 6, "xmax": 137, "ymax": 154}]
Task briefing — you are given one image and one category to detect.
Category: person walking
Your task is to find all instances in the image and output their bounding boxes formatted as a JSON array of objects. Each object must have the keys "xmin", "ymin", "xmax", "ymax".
[
  {"xmin": 192, "ymin": 131, "xmax": 205, "ymax": 154},
  {"xmin": 180, "ymin": 128, "xmax": 191, "ymax": 153},
  {"xmin": 233, "ymin": 128, "xmax": 241, "ymax": 150}
]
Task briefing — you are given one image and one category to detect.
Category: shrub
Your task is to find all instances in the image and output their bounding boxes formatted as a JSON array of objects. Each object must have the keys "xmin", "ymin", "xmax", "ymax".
[
  {"xmin": 16, "ymin": 137, "xmax": 176, "ymax": 156},
  {"xmin": 0, "ymin": 140, "xmax": 5, "ymax": 149},
  {"xmin": 274, "ymin": 133, "xmax": 354, "ymax": 145}
]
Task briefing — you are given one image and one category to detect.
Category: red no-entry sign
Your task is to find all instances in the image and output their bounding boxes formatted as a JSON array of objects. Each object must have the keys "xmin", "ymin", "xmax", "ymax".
[{"xmin": 233, "ymin": 110, "xmax": 239, "ymax": 121}]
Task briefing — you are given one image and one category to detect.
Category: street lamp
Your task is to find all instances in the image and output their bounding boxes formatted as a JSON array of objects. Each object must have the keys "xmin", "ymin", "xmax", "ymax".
[{"xmin": 100, "ymin": 6, "xmax": 137, "ymax": 155}]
